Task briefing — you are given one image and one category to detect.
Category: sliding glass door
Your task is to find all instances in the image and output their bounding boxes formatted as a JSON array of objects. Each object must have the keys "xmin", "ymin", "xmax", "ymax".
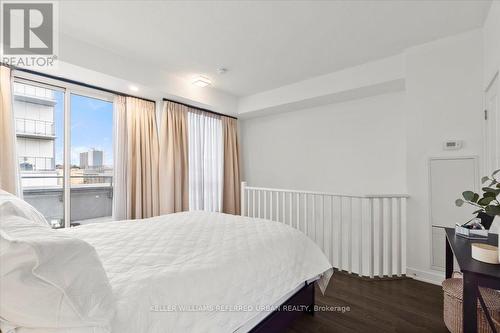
[
  {"xmin": 13, "ymin": 80, "xmax": 65, "ymax": 228},
  {"xmin": 70, "ymin": 93, "xmax": 114, "ymax": 226},
  {"xmin": 13, "ymin": 74, "xmax": 114, "ymax": 228}
]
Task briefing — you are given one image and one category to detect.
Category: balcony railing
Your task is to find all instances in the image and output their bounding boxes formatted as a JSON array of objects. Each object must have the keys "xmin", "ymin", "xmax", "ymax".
[
  {"xmin": 13, "ymin": 83, "xmax": 56, "ymax": 103},
  {"xmin": 18, "ymin": 156, "xmax": 55, "ymax": 171},
  {"xmin": 16, "ymin": 118, "xmax": 55, "ymax": 137},
  {"xmin": 21, "ymin": 175, "xmax": 113, "ymax": 228}
]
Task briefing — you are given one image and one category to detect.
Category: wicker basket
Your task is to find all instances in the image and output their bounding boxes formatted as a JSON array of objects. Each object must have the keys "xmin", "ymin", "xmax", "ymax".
[{"xmin": 442, "ymin": 278, "xmax": 500, "ymax": 333}]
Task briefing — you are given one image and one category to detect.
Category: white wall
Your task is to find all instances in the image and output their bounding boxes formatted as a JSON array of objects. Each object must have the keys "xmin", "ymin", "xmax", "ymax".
[
  {"xmin": 238, "ymin": 55, "xmax": 405, "ymax": 116},
  {"xmin": 241, "ymin": 92, "xmax": 407, "ymax": 195},
  {"xmin": 404, "ymin": 30, "xmax": 484, "ymax": 284},
  {"xmin": 241, "ymin": 29, "xmax": 484, "ymax": 285},
  {"xmin": 483, "ymin": 0, "xmax": 500, "ymax": 88}
]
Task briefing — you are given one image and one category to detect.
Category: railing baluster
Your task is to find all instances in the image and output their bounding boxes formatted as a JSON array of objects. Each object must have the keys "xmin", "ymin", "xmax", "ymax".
[
  {"xmin": 258, "ymin": 190, "xmax": 261, "ymax": 218},
  {"xmin": 276, "ymin": 191, "xmax": 280, "ymax": 222},
  {"xmin": 387, "ymin": 198, "xmax": 393, "ymax": 277},
  {"xmin": 348, "ymin": 197, "xmax": 353, "ymax": 274},
  {"xmin": 282, "ymin": 192, "xmax": 286, "ymax": 223},
  {"xmin": 296, "ymin": 193, "xmax": 300, "ymax": 231},
  {"xmin": 263, "ymin": 190, "xmax": 267, "ymax": 219},
  {"xmin": 304, "ymin": 194, "xmax": 308, "ymax": 236},
  {"xmin": 396, "ymin": 198, "xmax": 402, "ymax": 277},
  {"xmin": 359, "ymin": 198, "xmax": 363, "ymax": 277},
  {"xmin": 289, "ymin": 192, "xmax": 293, "ymax": 226},
  {"xmin": 240, "ymin": 182, "xmax": 246, "ymax": 217},
  {"xmin": 252, "ymin": 190, "xmax": 256, "ymax": 218},
  {"xmin": 321, "ymin": 195, "xmax": 325, "ymax": 253},
  {"xmin": 369, "ymin": 198, "xmax": 374, "ymax": 278},
  {"xmin": 312, "ymin": 195, "xmax": 316, "ymax": 243},
  {"xmin": 338, "ymin": 197, "xmax": 343, "ymax": 271},
  {"xmin": 401, "ymin": 198, "xmax": 407, "ymax": 276},
  {"xmin": 330, "ymin": 195, "xmax": 334, "ymax": 266},
  {"xmin": 270, "ymin": 191, "xmax": 273, "ymax": 221},
  {"xmin": 379, "ymin": 198, "xmax": 384, "ymax": 278},
  {"xmin": 247, "ymin": 189, "xmax": 250, "ymax": 217}
]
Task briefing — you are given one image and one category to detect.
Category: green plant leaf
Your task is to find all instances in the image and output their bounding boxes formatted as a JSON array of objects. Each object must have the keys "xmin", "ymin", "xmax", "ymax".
[
  {"xmin": 455, "ymin": 199, "xmax": 464, "ymax": 207},
  {"xmin": 492, "ymin": 169, "xmax": 500, "ymax": 177},
  {"xmin": 482, "ymin": 187, "xmax": 500, "ymax": 195},
  {"xmin": 462, "ymin": 191, "xmax": 475, "ymax": 201},
  {"xmin": 472, "ymin": 193, "xmax": 480, "ymax": 202},
  {"xmin": 482, "ymin": 176, "xmax": 490, "ymax": 184},
  {"xmin": 478, "ymin": 197, "xmax": 496, "ymax": 205},
  {"xmin": 473, "ymin": 209, "xmax": 483, "ymax": 214},
  {"xmin": 484, "ymin": 191, "xmax": 497, "ymax": 198},
  {"xmin": 485, "ymin": 205, "xmax": 500, "ymax": 216}
]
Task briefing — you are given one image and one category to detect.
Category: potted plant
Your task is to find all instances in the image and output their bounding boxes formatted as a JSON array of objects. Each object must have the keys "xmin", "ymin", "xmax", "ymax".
[
  {"xmin": 455, "ymin": 168, "xmax": 500, "ymax": 230},
  {"xmin": 456, "ymin": 169, "xmax": 500, "ymax": 263}
]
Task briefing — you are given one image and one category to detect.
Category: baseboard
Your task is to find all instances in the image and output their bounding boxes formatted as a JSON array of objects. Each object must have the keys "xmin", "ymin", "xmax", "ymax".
[{"xmin": 406, "ymin": 267, "xmax": 445, "ymax": 286}]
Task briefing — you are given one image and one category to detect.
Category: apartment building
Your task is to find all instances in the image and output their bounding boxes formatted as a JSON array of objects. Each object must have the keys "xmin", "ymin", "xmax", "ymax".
[
  {"xmin": 13, "ymin": 82, "xmax": 58, "ymax": 188},
  {"xmin": 80, "ymin": 149, "xmax": 104, "ymax": 170}
]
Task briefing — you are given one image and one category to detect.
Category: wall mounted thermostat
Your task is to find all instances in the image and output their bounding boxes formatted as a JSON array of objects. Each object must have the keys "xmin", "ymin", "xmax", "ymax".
[{"xmin": 443, "ymin": 140, "xmax": 463, "ymax": 150}]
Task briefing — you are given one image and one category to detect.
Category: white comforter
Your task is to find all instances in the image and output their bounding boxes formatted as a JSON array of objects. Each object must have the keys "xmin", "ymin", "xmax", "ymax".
[{"xmin": 62, "ymin": 211, "xmax": 333, "ymax": 333}]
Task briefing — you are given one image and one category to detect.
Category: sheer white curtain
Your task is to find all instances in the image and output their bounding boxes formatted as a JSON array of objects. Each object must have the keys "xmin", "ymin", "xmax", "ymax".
[{"xmin": 188, "ymin": 110, "xmax": 223, "ymax": 212}]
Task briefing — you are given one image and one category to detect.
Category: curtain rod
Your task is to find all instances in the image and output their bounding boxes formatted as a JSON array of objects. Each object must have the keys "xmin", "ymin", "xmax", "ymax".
[
  {"xmin": 0, "ymin": 62, "xmax": 156, "ymax": 104},
  {"xmin": 163, "ymin": 98, "xmax": 238, "ymax": 120}
]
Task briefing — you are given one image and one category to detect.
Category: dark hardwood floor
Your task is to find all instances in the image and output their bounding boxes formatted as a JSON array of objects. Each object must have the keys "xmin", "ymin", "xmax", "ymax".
[{"xmin": 287, "ymin": 272, "xmax": 448, "ymax": 333}]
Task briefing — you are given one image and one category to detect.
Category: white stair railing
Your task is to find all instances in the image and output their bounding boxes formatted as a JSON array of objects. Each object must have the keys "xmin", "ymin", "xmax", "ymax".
[{"xmin": 240, "ymin": 181, "xmax": 408, "ymax": 279}]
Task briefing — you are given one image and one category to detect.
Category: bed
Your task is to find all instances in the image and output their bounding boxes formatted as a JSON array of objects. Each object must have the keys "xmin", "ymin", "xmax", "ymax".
[{"xmin": 0, "ymin": 191, "xmax": 333, "ymax": 333}]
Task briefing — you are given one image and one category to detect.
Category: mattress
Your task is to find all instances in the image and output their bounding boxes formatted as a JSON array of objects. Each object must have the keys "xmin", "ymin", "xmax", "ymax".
[
  {"xmin": 57, "ymin": 211, "xmax": 333, "ymax": 333},
  {"xmin": 234, "ymin": 276, "xmax": 320, "ymax": 333}
]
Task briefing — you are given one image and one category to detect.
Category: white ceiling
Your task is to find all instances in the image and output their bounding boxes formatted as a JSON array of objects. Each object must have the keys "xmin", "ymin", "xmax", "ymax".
[{"xmin": 59, "ymin": 0, "xmax": 491, "ymax": 97}]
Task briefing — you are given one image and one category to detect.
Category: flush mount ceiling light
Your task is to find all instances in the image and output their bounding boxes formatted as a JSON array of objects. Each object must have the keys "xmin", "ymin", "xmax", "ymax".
[
  {"xmin": 192, "ymin": 75, "xmax": 211, "ymax": 87},
  {"xmin": 129, "ymin": 85, "xmax": 139, "ymax": 92}
]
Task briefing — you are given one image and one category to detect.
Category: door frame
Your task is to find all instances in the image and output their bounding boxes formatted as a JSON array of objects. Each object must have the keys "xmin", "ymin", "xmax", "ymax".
[{"xmin": 483, "ymin": 70, "xmax": 499, "ymax": 176}]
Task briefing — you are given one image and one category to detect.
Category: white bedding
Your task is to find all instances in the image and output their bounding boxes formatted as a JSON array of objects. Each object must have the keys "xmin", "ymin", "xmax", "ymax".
[{"xmin": 56, "ymin": 211, "xmax": 332, "ymax": 333}]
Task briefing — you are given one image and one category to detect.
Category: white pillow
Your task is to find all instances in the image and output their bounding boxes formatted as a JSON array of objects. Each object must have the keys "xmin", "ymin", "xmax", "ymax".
[
  {"xmin": 0, "ymin": 215, "xmax": 116, "ymax": 332},
  {"xmin": 0, "ymin": 190, "xmax": 49, "ymax": 226}
]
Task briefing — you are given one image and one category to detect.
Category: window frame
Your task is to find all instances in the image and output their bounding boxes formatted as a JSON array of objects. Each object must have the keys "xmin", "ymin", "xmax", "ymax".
[{"xmin": 13, "ymin": 70, "xmax": 115, "ymax": 228}]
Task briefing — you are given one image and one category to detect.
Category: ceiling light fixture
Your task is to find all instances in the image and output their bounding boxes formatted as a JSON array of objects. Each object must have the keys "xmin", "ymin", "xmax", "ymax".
[
  {"xmin": 192, "ymin": 75, "xmax": 211, "ymax": 87},
  {"xmin": 129, "ymin": 85, "xmax": 139, "ymax": 92}
]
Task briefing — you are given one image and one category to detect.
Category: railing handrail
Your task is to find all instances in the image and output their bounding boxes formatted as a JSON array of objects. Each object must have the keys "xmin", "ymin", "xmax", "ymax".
[
  {"xmin": 20, "ymin": 175, "xmax": 113, "ymax": 179},
  {"xmin": 15, "ymin": 118, "xmax": 55, "ymax": 136},
  {"xmin": 18, "ymin": 155, "xmax": 54, "ymax": 160},
  {"xmin": 242, "ymin": 183, "xmax": 408, "ymax": 199}
]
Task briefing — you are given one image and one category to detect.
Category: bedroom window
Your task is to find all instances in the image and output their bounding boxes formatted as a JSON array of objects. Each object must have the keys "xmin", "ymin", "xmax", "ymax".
[
  {"xmin": 188, "ymin": 110, "xmax": 223, "ymax": 212},
  {"xmin": 14, "ymin": 81, "xmax": 65, "ymax": 227},
  {"xmin": 13, "ymin": 75, "xmax": 114, "ymax": 228},
  {"xmin": 70, "ymin": 94, "xmax": 114, "ymax": 226}
]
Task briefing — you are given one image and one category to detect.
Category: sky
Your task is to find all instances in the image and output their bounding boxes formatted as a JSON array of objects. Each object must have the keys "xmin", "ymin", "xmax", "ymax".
[{"xmin": 54, "ymin": 93, "xmax": 113, "ymax": 167}]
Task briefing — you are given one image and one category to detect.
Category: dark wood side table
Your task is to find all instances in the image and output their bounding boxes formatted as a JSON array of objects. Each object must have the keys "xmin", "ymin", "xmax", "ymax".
[{"xmin": 445, "ymin": 228, "xmax": 500, "ymax": 333}]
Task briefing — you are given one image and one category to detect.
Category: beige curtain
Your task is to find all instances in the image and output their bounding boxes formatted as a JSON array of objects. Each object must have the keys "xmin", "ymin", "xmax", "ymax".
[
  {"xmin": 113, "ymin": 96, "xmax": 160, "ymax": 220},
  {"xmin": 0, "ymin": 66, "xmax": 20, "ymax": 196},
  {"xmin": 222, "ymin": 117, "xmax": 241, "ymax": 215},
  {"xmin": 159, "ymin": 101, "xmax": 189, "ymax": 214}
]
